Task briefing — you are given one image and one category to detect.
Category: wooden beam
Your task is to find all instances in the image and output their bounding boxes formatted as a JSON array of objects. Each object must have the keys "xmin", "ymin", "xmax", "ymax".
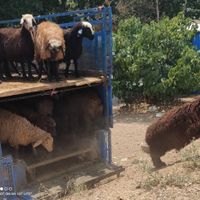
[
  {"xmin": 27, "ymin": 147, "xmax": 92, "ymax": 170},
  {"xmin": 0, "ymin": 76, "xmax": 105, "ymax": 98}
]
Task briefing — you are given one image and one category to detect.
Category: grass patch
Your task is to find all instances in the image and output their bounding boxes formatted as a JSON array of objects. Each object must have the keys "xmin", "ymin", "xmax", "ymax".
[
  {"xmin": 180, "ymin": 141, "xmax": 200, "ymax": 170},
  {"xmin": 136, "ymin": 172, "xmax": 191, "ymax": 190},
  {"xmin": 137, "ymin": 159, "xmax": 153, "ymax": 173}
]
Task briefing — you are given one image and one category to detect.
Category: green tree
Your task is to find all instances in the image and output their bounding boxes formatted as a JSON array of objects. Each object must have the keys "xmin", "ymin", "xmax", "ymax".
[
  {"xmin": 185, "ymin": 0, "xmax": 200, "ymax": 19},
  {"xmin": 113, "ymin": 14, "xmax": 200, "ymax": 103}
]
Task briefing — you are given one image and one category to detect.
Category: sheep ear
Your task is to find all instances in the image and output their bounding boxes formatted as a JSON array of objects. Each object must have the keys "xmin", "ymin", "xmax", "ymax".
[
  {"xmin": 33, "ymin": 139, "xmax": 43, "ymax": 148},
  {"xmin": 77, "ymin": 29, "xmax": 83, "ymax": 37},
  {"xmin": 20, "ymin": 18, "xmax": 24, "ymax": 25}
]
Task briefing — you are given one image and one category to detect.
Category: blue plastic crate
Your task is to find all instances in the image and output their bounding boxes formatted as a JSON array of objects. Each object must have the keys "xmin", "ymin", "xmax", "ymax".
[{"xmin": 0, "ymin": 155, "xmax": 17, "ymax": 200}]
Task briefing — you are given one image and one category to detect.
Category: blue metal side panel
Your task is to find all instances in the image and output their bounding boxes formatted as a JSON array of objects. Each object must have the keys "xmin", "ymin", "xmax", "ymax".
[
  {"xmin": 192, "ymin": 32, "xmax": 200, "ymax": 50},
  {"xmin": 107, "ymin": 7, "xmax": 113, "ymax": 127},
  {"xmin": 96, "ymin": 129, "xmax": 112, "ymax": 164}
]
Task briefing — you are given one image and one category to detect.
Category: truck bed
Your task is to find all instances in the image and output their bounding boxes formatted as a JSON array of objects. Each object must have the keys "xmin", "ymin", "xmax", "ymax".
[{"xmin": 0, "ymin": 76, "xmax": 105, "ymax": 98}]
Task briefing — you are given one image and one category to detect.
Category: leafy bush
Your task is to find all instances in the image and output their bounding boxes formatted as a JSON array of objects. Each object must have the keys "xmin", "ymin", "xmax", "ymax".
[{"xmin": 113, "ymin": 13, "xmax": 200, "ymax": 104}]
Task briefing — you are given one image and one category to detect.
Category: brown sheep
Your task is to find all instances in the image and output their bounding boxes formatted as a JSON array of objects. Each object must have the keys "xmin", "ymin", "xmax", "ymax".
[
  {"xmin": 36, "ymin": 97, "xmax": 54, "ymax": 116},
  {"xmin": 5, "ymin": 103, "xmax": 56, "ymax": 137},
  {"xmin": 0, "ymin": 108, "xmax": 53, "ymax": 152},
  {"xmin": 0, "ymin": 14, "xmax": 37, "ymax": 80},
  {"xmin": 34, "ymin": 21, "xmax": 65, "ymax": 81},
  {"xmin": 54, "ymin": 90, "xmax": 103, "ymax": 138},
  {"xmin": 143, "ymin": 98, "xmax": 200, "ymax": 168}
]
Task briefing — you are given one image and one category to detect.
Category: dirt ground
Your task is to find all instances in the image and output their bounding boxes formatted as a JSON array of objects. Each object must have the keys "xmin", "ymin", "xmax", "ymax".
[{"xmin": 64, "ymin": 100, "xmax": 200, "ymax": 200}]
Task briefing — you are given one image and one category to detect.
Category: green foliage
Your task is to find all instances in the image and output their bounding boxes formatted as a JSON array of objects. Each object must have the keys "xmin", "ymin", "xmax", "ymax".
[
  {"xmin": 113, "ymin": 14, "xmax": 200, "ymax": 103},
  {"xmin": 185, "ymin": 0, "xmax": 200, "ymax": 19},
  {"xmin": 113, "ymin": 0, "xmax": 156, "ymax": 23},
  {"xmin": 0, "ymin": 0, "xmax": 104, "ymax": 20}
]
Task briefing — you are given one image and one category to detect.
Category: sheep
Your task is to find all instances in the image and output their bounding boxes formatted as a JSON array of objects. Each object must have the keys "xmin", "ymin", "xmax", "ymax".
[
  {"xmin": 34, "ymin": 21, "xmax": 65, "ymax": 81},
  {"xmin": 36, "ymin": 97, "xmax": 54, "ymax": 116},
  {"xmin": 63, "ymin": 21, "xmax": 95, "ymax": 77},
  {"xmin": 142, "ymin": 98, "xmax": 200, "ymax": 168},
  {"xmin": 54, "ymin": 89, "xmax": 103, "ymax": 138},
  {"xmin": 4, "ymin": 103, "xmax": 56, "ymax": 137},
  {"xmin": 0, "ymin": 108, "xmax": 53, "ymax": 152},
  {"xmin": 0, "ymin": 14, "xmax": 37, "ymax": 80}
]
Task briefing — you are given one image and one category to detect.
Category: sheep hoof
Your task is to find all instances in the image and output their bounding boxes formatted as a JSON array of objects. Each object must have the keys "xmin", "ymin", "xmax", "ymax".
[
  {"xmin": 28, "ymin": 75, "xmax": 34, "ymax": 81},
  {"xmin": 154, "ymin": 160, "xmax": 166, "ymax": 168},
  {"xmin": 151, "ymin": 154, "xmax": 166, "ymax": 168}
]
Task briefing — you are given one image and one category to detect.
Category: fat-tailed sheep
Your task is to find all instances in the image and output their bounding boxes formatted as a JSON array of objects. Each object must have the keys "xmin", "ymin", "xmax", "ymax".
[
  {"xmin": 143, "ymin": 98, "xmax": 200, "ymax": 168},
  {"xmin": 34, "ymin": 21, "xmax": 65, "ymax": 81},
  {"xmin": 0, "ymin": 108, "xmax": 53, "ymax": 152}
]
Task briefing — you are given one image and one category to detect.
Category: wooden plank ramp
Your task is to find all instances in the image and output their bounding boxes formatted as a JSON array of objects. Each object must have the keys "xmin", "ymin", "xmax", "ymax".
[
  {"xmin": 0, "ymin": 76, "xmax": 105, "ymax": 98},
  {"xmin": 24, "ymin": 162, "xmax": 124, "ymax": 200}
]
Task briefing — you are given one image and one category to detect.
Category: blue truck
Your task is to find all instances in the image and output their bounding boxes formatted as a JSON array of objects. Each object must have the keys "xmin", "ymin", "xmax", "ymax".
[{"xmin": 0, "ymin": 7, "xmax": 123, "ymax": 200}]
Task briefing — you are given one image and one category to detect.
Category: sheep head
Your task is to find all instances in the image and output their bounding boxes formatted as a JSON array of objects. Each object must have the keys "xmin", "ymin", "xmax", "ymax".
[
  {"xmin": 33, "ymin": 134, "xmax": 53, "ymax": 152},
  {"xmin": 77, "ymin": 21, "xmax": 95, "ymax": 40},
  {"xmin": 47, "ymin": 39, "xmax": 65, "ymax": 60},
  {"xmin": 20, "ymin": 14, "xmax": 37, "ymax": 39}
]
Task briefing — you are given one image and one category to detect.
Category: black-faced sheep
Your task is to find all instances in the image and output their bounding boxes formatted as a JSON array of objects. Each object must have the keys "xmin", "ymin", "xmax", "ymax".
[
  {"xmin": 34, "ymin": 21, "xmax": 65, "ymax": 81},
  {"xmin": 142, "ymin": 98, "xmax": 200, "ymax": 168},
  {"xmin": 0, "ymin": 108, "xmax": 53, "ymax": 152},
  {"xmin": 0, "ymin": 14, "xmax": 37, "ymax": 80},
  {"xmin": 64, "ymin": 21, "xmax": 95, "ymax": 77}
]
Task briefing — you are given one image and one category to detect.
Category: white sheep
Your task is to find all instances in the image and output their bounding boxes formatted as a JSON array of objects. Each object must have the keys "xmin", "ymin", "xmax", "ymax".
[{"xmin": 0, "ymin": 108, "xmax": 53, "ymax": 152}]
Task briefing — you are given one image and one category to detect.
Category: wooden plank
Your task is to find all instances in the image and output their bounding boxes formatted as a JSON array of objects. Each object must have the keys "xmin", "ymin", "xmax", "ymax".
[
  {"xmin": 34, "ymin": 161, "xmax": 93, "ymax": 183},
  {"xmin": 79, "ymin": 166, "xmax": 125, "ymax": 188},
  {"xmin": 29, "ymin": 163, "xmax": 125, "ymax": 200},
  {"xmin": 27, "ymin": 147, "xmax": 92, "ymax": 170},
  {"xmin": 0, "ymin": 76, "xmax": 105, "ymax": 98}
]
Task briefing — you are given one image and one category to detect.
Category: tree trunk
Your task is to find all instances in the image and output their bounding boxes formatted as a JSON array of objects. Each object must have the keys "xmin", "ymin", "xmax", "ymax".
[
  {"xmin": 155, "ymin": 0, "xmax": 160, "ymax": 21},
  {"xmin": 184, "ymin": 0, "xmax": 188, "ymax": 16}
]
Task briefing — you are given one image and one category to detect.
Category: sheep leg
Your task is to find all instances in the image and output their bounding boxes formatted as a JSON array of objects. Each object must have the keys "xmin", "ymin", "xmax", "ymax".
[
  {"xmin": 12, "ymin": 145, "xmax": 19, "ymax": 160},
  {"xmin": 150, "ymin": 153, "xmax": 166, "ymax": 168},
  {"xmin": 37, "ymin": 61, "xmax": 44, "ymax": 80},
  {"xmin": 0, "ymin": 63, "xmax": 4, "ymax": 82},
  {"xmin": 47, "ymin": 61, "xmax": 53, "ymax": 81},
  {"xmin": 32, "ymin": 148, "xmax": 38, "ymax": 156},
  {"xmin": 3, "ymin": 61, "xmax": 12, "ymax": 79},
  {"xmin": 43, "ymin": 61, "xmax": 48, "ymax": 74},
  {"xmin": 54, "ymin": 62, "xmax": 60, "ymax": 82},
  {"xmin": 28, "ymin": 62, "xmax": 34, "ymax": 80},
  {"xmin": 11, "ymin": 62, "xmax": 21, "ymax": 76},
  {"xmin": 74, "ymin": 59, "xmax": 79, "ymax": 77},
  {"xmin": 65, "ymin": 60, "xmax": 70, "ymax": 77},
  {"xmin": 32, "ymin": 63, "xmax": 39, "ymax": 75},
  {"xmin": 20, "ymin": 62, "xmax": 28, "ymax": 79}
]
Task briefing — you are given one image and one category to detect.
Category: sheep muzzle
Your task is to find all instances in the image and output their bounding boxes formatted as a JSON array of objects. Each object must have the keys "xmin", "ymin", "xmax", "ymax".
[
  {"xmin": 48, "ymin": 40, "xmax": 63, "ymax": 53},
  {"xmin": 42, "ymin": 136, "xmax": 54, "ymax": 152}
]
